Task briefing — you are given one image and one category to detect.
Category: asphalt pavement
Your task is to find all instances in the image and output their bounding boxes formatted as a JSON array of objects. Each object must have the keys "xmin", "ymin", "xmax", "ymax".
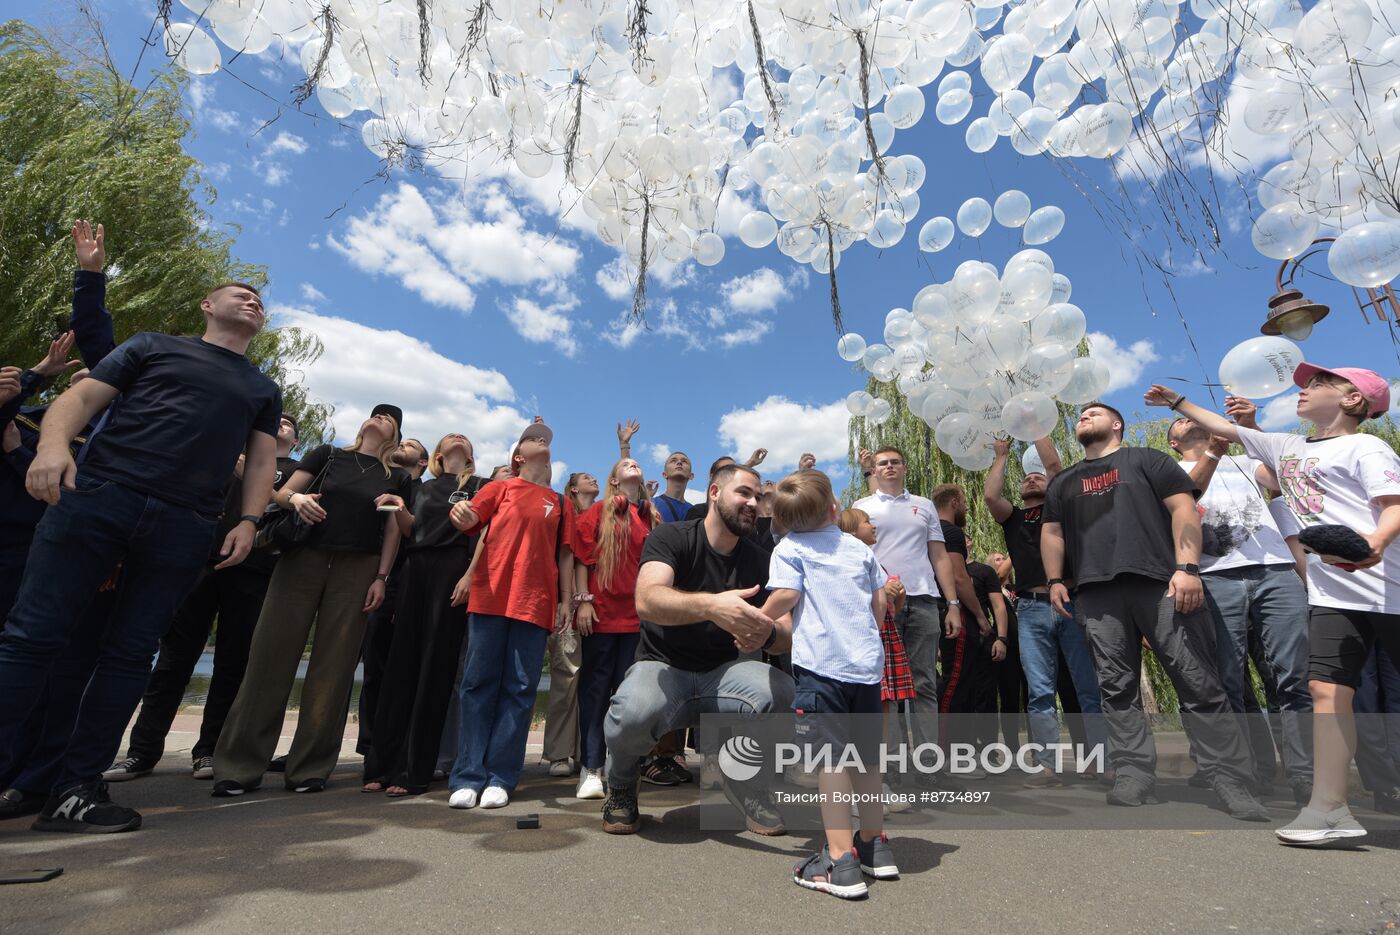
[{"xmin": 1, "ymin": 725, "xmax": 1398, "ymax": 934}]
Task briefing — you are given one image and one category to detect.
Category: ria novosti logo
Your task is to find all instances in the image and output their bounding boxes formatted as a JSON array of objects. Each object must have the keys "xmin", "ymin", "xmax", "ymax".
[{"xmin": 717, "ymin": 735, "xmax": 765, "ymax": 782}]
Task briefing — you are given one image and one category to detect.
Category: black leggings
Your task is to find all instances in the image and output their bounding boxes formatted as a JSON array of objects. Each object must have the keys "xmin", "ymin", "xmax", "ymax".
[{"xmin": 1308, "ymin": 605, "xmax": 1400, "ymax": 689}]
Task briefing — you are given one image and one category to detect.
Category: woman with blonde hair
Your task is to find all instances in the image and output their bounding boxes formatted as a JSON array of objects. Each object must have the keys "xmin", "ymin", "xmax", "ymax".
[
  {"xmin": 214, "ymin": 405, "xmax": 416, "ymax": 795},
  {"xmin": 571, "ymin": 458, "xmax": 662, "ymax": 798},
  {"xmin": 542, "ymin": 471, "xmax": 601, "ymax": 776},
  {"xmin": 366, "ymin": 433, "xmax": 487, "ymax": 795}
]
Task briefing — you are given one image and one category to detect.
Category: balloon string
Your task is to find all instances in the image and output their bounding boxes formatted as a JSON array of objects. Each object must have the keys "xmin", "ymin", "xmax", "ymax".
[
  {"xmin": 747, "ymin": 1, "xmax": 780, "ymax": 132},
  {"xmin": 630, "ymin": 195, "xmax": 651, "ymax": 327},
  {"xmin": 291, "ymin": 6, "xmax": 338, "ymax": 106},
  {"xmin": 825, "ymin": 217, "xmax": 844, "ymax": 334}
]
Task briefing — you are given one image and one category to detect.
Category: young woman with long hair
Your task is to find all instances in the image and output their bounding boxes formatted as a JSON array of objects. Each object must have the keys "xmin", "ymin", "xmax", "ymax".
[
  {"xmin": 572, "ymin": 458, "xmax": 662, "ymax": 798},
  {"xmin": 541, "ymin": 471, "xmax": 601, "ymax": 776},
  {"xmin": 214, "ymin": 407, "xmax": 415, "ymax": 795},
  {"xmin": 366, "ymin": 433, "xmax": 486, "ymax": 796}
]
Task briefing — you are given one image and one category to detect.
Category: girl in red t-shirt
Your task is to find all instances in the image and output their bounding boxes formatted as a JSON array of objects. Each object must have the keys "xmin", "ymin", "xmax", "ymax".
[{"xmin": 571, "ymin": 459, "xmax": 661, "ymax": 799}]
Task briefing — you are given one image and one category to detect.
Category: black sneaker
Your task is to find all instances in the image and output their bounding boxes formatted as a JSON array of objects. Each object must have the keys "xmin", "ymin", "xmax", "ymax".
[
  {"xmin": 1290, "ymin": 776, "xmax": 1314, "ymax": 808},
  {"xmin": 1186, "ymin": 769, "xmax": 1211, "ymax": 789},
  {"xmin": 920, "ymin": 771, "xmax": 967, "ymax": 794},
  {"xmin": 1251, "ymin": 775, "xmax": 1275, "ymax": 797},
  {"xmin": 853, "ymin": 831, "xmax": 899, "ymax": 879},
  {"xmin": 267, "ymin": 755, "xmax": 287, "ymax": 773},
  {"xmin": 290, "ymin": 778, "xmax": 326, "ymax": 794},
  {"xmin": 32, "ymin": 782, "xmax": 141, "ymax": 834},
  {"xmin": 1373, "ymin": 786, "xmax": 1400, "ymax": 815},
  {"xmin": 601, "ymin": 785, "xmax": 641, "ymax": 834},
  {"xmin": 1212, "ymin": 777, "xmax": 1272, "ymax": 822},
  {"xmin": 721, "ymin": 780, "xmax": 785, "ymax": 836},
  {"xmin": 212, "ymin": 779, "xmax": 249, "ymax": 798},
  {"xmin": 1106, "ymin": 774, "xmax": 1159, "ymax": 807},
  {"xmin": 101, "ymin": 756, "xmax": 155, "ymax": 783},
  {"xmin": 641, "ymin": 756, "xmax": 691, "ymax": 786},
  {"xmin": 793, "ymin": 846, "xmax": 868, "ymax": 899},
  {"xmin": 0, "ymin": 787, "xmax": 45, "ymax": 820}
]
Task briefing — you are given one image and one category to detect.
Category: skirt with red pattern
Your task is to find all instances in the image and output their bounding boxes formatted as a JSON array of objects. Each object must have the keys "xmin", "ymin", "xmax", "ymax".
[{"xmin": 880, "ymin": 607, "xmax": 915, "ymax": 702}]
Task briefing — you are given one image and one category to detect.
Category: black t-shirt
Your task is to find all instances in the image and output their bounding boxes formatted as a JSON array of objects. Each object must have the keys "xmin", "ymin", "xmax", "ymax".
[
  {"xmin": 410, "ymin": 474, "xmax": 487, "ymax": 552},
  {"xmin": 220, "ymin": 455, "xmax": 300, "ymax": 574},
  {"xmin": 1000, "ymin": 504, "xmax": 1053, "ymax": 590},
  {"xmin": 635, "ymin": 518, "xmax": 770, "ymax": 672},
  {"xmin": 683, "ymin": 501, "xmax": 774, "ymax": 553},
  {"xmin": 940, "ymin": 521, "xmax": 968, "ymax": 558},
  {"xmin": 967, "ymin": 560, "xmax": 1001, "ymax": 616},
  {"xmin": 292, "ymin": 445, "xmax": 416, "ymax": 554},
  {"xmin": 1043, "ymin": 447, "xmax": 1198, "ymax": 586},
  {"xmin": 82, "ymin": 333, "xmax": 282, "ymax": 514}
]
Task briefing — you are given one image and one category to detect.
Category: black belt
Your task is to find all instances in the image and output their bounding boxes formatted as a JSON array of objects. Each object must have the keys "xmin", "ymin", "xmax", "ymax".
[{"xmin": 1015, "ymin": 592, "xmax": 1052, "ymax": 603}]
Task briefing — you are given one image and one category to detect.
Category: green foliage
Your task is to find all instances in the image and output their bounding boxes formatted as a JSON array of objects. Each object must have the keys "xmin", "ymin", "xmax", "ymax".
[{"xmin": 0, "ymin": 20, "xmax": 331, "ymax": 447}]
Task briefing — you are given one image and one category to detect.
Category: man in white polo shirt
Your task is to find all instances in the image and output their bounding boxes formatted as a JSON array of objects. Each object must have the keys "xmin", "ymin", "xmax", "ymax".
[{"xmin": 854, "ymin": 445, "xmax": 963, "ymax": 783}]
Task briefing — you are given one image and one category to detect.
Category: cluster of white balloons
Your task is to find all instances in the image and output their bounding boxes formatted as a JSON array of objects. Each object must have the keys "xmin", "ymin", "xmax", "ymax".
[
  {"xmin": 841, "ymin": 244, "xmax": 1116, "ymax": 470},
  {"xmin": 919, "ymin": 189, "xmax": 1065, "ymax": 249},
  {"xmin": 1236, "ymin": 0, "xmax": 1400, "ymax": 288}
]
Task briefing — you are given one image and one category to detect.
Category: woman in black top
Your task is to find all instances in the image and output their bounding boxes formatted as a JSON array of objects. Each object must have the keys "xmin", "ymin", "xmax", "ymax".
[
  {"xmin": 367, "ymin": 433, "xmax": 487, "ymax": 795},
  {"xmin": 214, "ymin": 408, "xmax": 415, "ymax": 794}
]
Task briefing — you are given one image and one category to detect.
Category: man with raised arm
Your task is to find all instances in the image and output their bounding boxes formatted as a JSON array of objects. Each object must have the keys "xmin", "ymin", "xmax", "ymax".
[
  {"xmin": 984, "ymin": 436, "xmax": 1106, "ymax": 787},
  {"xmin": 0, "ymin": 279, "xmax": 281, "ymax": 834},
  {"xmin": 1040, "ymin": 402, "xmax": 1267, "ymax": 821}
]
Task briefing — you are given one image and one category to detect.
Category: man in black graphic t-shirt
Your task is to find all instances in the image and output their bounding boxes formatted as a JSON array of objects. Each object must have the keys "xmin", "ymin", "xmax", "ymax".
[
  {"xmin": 1041, "ymin": 403, "xmax": 1267, "ymax": 821},
  {"xmin": 0, "ymin": 281, "xmax": 281, "ymax": 834}
]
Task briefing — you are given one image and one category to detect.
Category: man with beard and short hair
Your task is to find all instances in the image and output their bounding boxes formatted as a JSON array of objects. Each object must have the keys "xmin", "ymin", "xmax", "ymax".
[
  {"xmin": 356, "ymin": 434, "xmax": 429, "ymax": 783},
  {"xmin": 600, "ymin": 463, "xmax": 795, "ymax": 836},
  {"xmin": 1040, "ymin": 402, "xmax": 1268, "ymax": 821}
]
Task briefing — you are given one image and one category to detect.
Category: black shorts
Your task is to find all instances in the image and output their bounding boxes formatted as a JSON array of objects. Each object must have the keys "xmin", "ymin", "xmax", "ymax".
[
  {"xmin": 792, "ymin": 666, "xmax": 882, "ymax": 771},
  {"xmin": 1308, "ymin": 605, "xmax": 1400, "ymax": 688}
]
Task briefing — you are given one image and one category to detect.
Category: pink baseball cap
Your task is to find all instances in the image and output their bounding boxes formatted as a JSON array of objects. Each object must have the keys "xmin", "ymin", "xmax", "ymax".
[{"xmin": 1293, "ymin": 363, "xmax": 1391, "ymax": 419}]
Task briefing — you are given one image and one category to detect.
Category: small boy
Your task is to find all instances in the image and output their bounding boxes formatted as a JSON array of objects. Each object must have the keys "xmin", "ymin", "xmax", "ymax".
[{"xmin": 762, "ymin": 470, "xmax": 895, "ymax": 899}]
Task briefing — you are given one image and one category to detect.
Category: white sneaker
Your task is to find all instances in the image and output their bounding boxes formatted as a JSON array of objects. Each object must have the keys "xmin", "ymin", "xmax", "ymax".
[
  {"xmin": 547, "ymin": 759, "xmax": 573, "ymax": 778},
  {"xmin": 700, "ymin": 754, "xmax": 721, "ymax": 790},
  {"xmin": 448, "ymin": 788, "xmax": 479, "ymax": 809},
  {"xmin": 480, "ymin": 785, "xmax": 510, "ymax": 809},
  {"xmin": 884, "ymin": 782, "xmax": 912, "ymax": 813},
  {"xmin": 576, "ymin": 768, "xmax": 606, "ymax": 800},
  {"xmin": 1276, "ymin": 806, "xmax": 1367, "ymax": 846}
]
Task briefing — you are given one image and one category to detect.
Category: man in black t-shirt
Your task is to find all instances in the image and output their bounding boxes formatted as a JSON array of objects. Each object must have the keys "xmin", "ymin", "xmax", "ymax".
[
  {"xmin": 601, "ymin": 464, "xmax": 795, "ymax": 836},
  {"xmin": 984, "ymin": 436, "xmax": 1105, "ymax": 786},
  {"xmin": 0, "ymin": 280, "xmax": 281, "ymax": 834},
  {"xmin": 105, "ymin": 414, "xmax": 303, "ymax": 785},
  {"xmin": 1041, "ymin": 403, "xmax": 1267, "ymax": 821},
  {"xmin": 932, "ymin": 486, "xmax": 995, "ymax": 771}
]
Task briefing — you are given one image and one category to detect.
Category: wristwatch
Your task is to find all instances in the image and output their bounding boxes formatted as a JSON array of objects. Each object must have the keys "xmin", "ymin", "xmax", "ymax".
[
  {"xmin": 1047, "ymin": 578, "xmax": 1065, "ymax": 586},
  {"xmin": 994, "ymin": 636, "xmax": 1008, "ymax": 644},
  {"xmin": 238, "ymin": 514, "xmax": 261, "ymax": 526},
  {"xmin": 573, "ymin": 592, "xmax": 595, "ymax": 604},
  {"xmin": 947, "ymin": 598, "xmax": 961, "ymax": 607},
  {"xmin": 761, "ymin": 624, "xmax": 779, "ymax": 651},
  {"xmin": 1175, "ymin": 563, "xmax": 1200, "ymax": 576}
]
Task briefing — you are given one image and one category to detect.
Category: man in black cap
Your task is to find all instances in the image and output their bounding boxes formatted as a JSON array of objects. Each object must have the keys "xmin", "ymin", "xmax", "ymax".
[{"xmin": 104, "ymin": 414, "xmax": 302, "ymax": 783}]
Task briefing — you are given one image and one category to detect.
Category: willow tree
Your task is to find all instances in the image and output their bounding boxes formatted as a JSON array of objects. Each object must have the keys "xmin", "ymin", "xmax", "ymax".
[{"xmin": 0, "ymin": 19, "xmax": 332, "ymax": 446}]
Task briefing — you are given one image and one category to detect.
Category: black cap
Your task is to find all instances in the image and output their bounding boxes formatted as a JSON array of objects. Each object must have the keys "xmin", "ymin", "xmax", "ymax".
[
  {"xmin": 278, "ymin": 412, "xmax": 299, "ymax": 437},
  {"xmin": 371, "ymin": 403, "xmax": 403, "ymax": 440}
]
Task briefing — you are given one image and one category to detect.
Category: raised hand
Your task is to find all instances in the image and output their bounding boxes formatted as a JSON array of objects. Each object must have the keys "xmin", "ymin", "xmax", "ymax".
[
  {"xmin": 1206, "ymin": 435, "xmax": 1231, "ymax": 458},
  {"xmin": 798, "ymin": 452, "xmax": 816, "ymax": 471},
  {"xmin": 645, "ymin": 479, "xmax": 659, "ymax": 498},
  {"xmin": 993, "ymin": 437, "xmax": 1011, "ymax": 458},
  {"xmin": 617, "ymin": 418, "xmax": 640, "ymax": 446},
  {"xmin": 1225, "ymin": 395, "xmax": 1258, "ymax": 429},
  {"xmin": 0, "ymin": 367, "xmax": 21, "ymax": 404},
  {"xmin": 72, "ymin": 221, "xmax": 105, "ymax": 272},
  {"xmin": 32, "ymin": 332, "xmax": 81, "ymax": 379},
  {"xmin": 745, "ymin": 448, "xmax": 768, "ymax": 467},
  {"xmin": 858, "ymin": 447, "xmax": 875, "ymax": 472},
  {"xmin": 1143, "ymin": 384, "xmax": 1180, "ymax": 408}
]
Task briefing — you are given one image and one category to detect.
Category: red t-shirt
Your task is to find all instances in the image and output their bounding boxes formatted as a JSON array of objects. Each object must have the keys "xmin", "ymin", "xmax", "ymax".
[
  {"xmin": 573, "ymin": 499, "xmax": 655, "ymax": 634},
  {"xmin": 463, "ymin": 477, "xmax": 574, "ymax": 630}
]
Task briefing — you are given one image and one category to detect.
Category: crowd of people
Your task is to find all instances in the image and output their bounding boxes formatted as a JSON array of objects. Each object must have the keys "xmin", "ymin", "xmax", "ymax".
[{"xmin": 1, "ymin": 226, "xmax": 1399, "ymax": 899}]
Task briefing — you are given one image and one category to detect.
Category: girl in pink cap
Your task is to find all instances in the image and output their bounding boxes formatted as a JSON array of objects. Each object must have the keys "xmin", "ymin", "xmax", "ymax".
[{"xmin": 1146, "ymin": 364, "xmax": 1400, "ymax": 847}]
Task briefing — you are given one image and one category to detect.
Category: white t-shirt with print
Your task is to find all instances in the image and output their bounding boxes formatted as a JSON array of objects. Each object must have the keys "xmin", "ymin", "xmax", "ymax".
[
  {"xmin": 851, "ymin": 488, "xmax": 944, "ymax": 597},
  {"xmin": 768, "ymin": 525, "xmax": 888, "ymax": 685},
  {"xmin": 1238, "ymin": 427, "xmax": 1400, "ymax": 613},
  {"xmin": 1178, "ymin": 455, "xmax": 1295, "ymax": 573}
]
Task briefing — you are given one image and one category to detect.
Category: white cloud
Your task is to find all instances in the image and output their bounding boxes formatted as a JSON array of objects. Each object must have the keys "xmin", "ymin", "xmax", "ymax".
[
  {"xmin": 1087, "ymin": 331, "xmax": 1161, "ymax": 394},
  {"xmin": 271, "ymin": 305, "xmax": 531, "ymax": 472},
  {"xmin": 507, "ymin": 295, "xmax": 579, "ymax": 356},
  {"xmin": 716, "ymin": 396, "xmax": 850, "ymax": 474},
  {"xmin": 264, "ymin": 165, "xmax": 290, "ymax": 187},
  {"xmin": 299, "ymin": 283, "xmax": 326, "ymax": 304},
  {"xmin": 647, "ymin": 442, "xmax": 672, "ymax": 466},
  {"xmin": 1259, "ymin": 392, "xmax": 1302, "ymax": 430},
  {"xmin": 721, "ymin": 267, "xmax": 789, "ymax": 314},
  {"xmin": 265, "ymin": 131, "xmax": 308, "ymax": 156},
  {"xmin": 327, "ymin": 182, "xmax": 581, "ymax": 331}
]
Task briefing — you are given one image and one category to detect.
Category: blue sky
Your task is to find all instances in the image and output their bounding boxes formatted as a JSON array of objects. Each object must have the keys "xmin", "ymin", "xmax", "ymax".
[{"xmin": 18, "ymin": 2, "xmax": 1400, "ymax": 494}]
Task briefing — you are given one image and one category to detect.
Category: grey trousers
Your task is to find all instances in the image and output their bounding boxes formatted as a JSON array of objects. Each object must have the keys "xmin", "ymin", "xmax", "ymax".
[
  {"xmin": 542, "ymin": 627, "xmax": 581, "ymax": 763},
  {"xmin": 604, "ymin": 658, "xmax": 794, "ymax": 792},
  {"xmin": 895, "ymin": 594, "xmax": 943, "ymax": 753},
  {"xmin": 214, "ymin": 547, "xmax": 380, "ymax": 787},
  {"xmin": 1077, "ymin": 574, "xmax": 1253, "ymax": 786}
]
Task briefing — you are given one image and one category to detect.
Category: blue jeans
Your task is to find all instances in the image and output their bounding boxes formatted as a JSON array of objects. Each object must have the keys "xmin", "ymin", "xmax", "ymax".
[
  {"xmin": 1201, "ymin": 565, "xmax": 1312, "ymax": 782},
  {"xmin": 577, "ymin": 631, "xmax": 641, "ymax": 770},
  {"xmin": 0, "ymin": 477, "xmax": 215, "ymax": 792},
  {"xmin": 604, "ymin": 658, "xmax": 795, "ymax": 792},
  {"xmin": 1355, "ymin": 647, "xmax": 1400, "ymax": 791},
  {"xmin": 1016, "ymin": 596, "xmax": 1106, "ymax": 769},
  {"xmin": 449, "ymin": 614, "xmax": 549, "ymax": 793}
]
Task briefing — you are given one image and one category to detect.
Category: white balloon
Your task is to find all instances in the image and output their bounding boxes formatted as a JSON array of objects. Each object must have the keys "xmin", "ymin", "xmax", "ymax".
[
  {"xmin": 918, "ymin": 216, "xmax": 956, "ymax": 252},
  {"xmin": 1022, "ymin": 205, "xmax": 1065, "ymax": 245},
  {"xmin": 738, "ymin": 211, "xmax": 779, "ymax": 248},
  {"xmin": 994, "ymin": 190, "xmax": 1032, "ymax": 228},
  {"xmin": 935, "ymin": 411, "xmax": 987, "ymax": 458},
  {"xmin": 846, "ymin": 390, "xmax": 874, "ymax": 416},
  {"xmin": 1218, "ymin": 336, "xmax": 1306, "ymax": 398},
  {"xmin": 966, "ymin": 117, "xmax": 998, "ymax": 153},
  {"xmin": 164, "ymin": 23, "xmax": 222, "ymax": 75},
  {"xmin": 1001, "ymin": 391, "xmax": 1060, "ymax": 441},
  {"xmin": 837, "ymin": 333, "xmax": 867, "ymax": 362},
  {"xmin": 1057, "ymin": 357, "xmax": 1112, "ymax": 404},
  {"xmin": 693, "ymin": 231, "xmax": 726, "ymax": 266},
  {"xmin": 1251, "ymin": 204, "xmax": 1320, "ymax": 260},
  {"xmin": 1031, "ymin": 302, "xmax": 1087, "ymax": 346},
  {"xmin": 865, "ymin": 398, "xmax": 894, "ymax": 425},
  {"xmin": 1328, "ymin": 221, "xmax": 1400, "ymax": 288},
  {"xmin": 957, "ymin": 197, "xmax": 992, "ymax": 236}
]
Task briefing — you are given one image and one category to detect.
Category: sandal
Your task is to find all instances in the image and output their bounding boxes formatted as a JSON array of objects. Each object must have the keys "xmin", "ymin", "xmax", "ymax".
[
  {"xmin": 385, "ymin": 785, "xmax": 416, "ymax": 798},
  {"xmin": 361, "ymin": 781, "xmax": 385, "ymax": 793}
]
